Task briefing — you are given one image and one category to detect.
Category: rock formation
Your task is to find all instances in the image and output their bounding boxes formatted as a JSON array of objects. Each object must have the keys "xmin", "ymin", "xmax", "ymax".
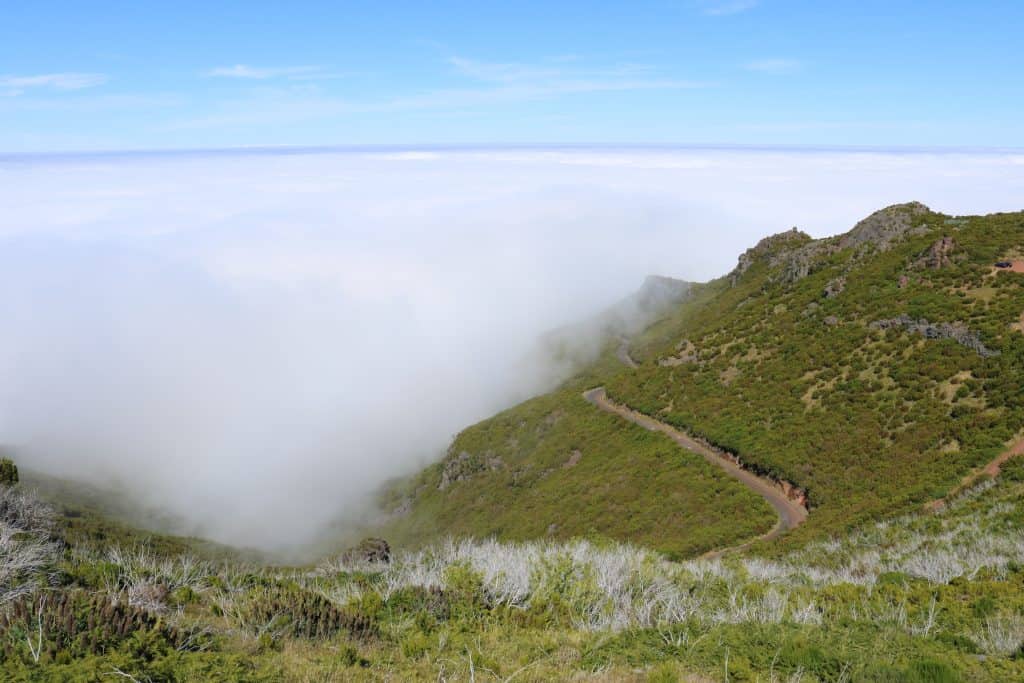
[
  {"xmin": 871, "ymin": 315, "xmax": 999, "ymax": 358},
  {"xmin": 839, "ymin": 202, "xmax": 931, "ymax": 252}
]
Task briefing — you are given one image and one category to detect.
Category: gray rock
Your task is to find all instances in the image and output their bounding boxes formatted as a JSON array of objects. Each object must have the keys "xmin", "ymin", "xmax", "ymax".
[
  {"xmin": 342, "ymin": 537, "xmax": 391, "ymax": 564},
  {"xmin": 914, "ymin": 236, "xmax": 957, "ymax": 269},
  {"xmin": 729, "ymin": 228, "xmax": 812, "ymax": 285},
  {"xmin": 839, "ymin": 202, "xmax": 930, "ymax": 252},
  {"xmin": 870, "ymin": 315, "xmax": 999, "ymax": 357},
  {"xmin": 823, "ymin": 277, "xmax": 846, "ymax": 299},
  {"xmin": 727, "ymin": 203, "xmax": 931, "ymax": 289},
  {"xmin": 438, "ymin": 451, "xmax": 471, "ymax": 490}
]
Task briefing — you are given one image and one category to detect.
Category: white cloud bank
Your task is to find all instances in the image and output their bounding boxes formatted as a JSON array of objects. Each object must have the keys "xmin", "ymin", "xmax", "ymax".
[{"xmin": 0, "ymin": 147, "xmax": 1020, "ymax": 553}]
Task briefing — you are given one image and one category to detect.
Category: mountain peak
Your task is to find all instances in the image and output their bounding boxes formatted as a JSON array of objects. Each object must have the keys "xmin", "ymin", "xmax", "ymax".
[
  {"xmin": 729, "ymin": 227, "xmax": 813, "ymax": 284},
  {"xmin": 838, "ymin": 201, "xmax": 931, "ymax": 251}
]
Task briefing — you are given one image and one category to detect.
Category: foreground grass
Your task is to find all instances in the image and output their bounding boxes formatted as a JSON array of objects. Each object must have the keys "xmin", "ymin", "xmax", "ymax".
[{"xmin": 5, "ymin": 467, "xmax": 1024, "ymax": 680}]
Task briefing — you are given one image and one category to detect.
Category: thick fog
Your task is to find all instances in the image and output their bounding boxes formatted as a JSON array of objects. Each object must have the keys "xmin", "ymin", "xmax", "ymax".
[{"xmin": 0, "ymin": 147, "xmax": 1021, "ymax": 552}]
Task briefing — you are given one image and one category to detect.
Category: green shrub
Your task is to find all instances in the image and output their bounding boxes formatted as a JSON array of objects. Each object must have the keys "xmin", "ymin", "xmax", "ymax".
[
  {"xmin": 0, "ymin": 590, "xmax": 191, "ymax": 664},
  {"xmin": 907, "ymin": 659, "xmax": 960, "ymax": 683},
  {"xmin": 1001, "ymin": 457, "xmax": 1024, "ymax": 483},
  {"xmin": 229, "ymin": 583, "xmax": 376, "ymax": 642},
  {"xmin": 0, "ymin": 457, "xmax": 18, "ymax": 486}
]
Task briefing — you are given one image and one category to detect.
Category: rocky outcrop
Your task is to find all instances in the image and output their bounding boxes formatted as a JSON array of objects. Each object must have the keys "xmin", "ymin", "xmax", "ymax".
[
  {"xmin": 730, "ymin": 229, "xmax": 836, "ymax": 287},
  {"xmin": 779, "ymin": 238, "xmax": 847, "ymax": 285},
  {"xmin": 871, "ymin": 315, "xmax": 1000, "ymax": 358},
  {"xmin": 728, "ymin": 202, "xmax": 932, "ymax": 289},
  {"xmin": 341, "ymin": 537, "xmax": 391, "ymax": 564},
  {"xmin": 823, "ymin": 276, "xmax": 846, "ymax": 299},
  {"xmin": 438, "ymin": 451, "xmax": 504, "ymax": 490},
  {"xmin": 839, "ymin": 202, "xmax": 930, "ymax": 252},
  {"xmin": 659, "ymin": 338, "xmax": 699, "ymax": 366},
  {"xmin": 913, "ymin": 236, "xmax": 957, "ymax": 269},
  {"xmin": 729, "ymin": 228, "xmax": 812, "ymax": 285}
]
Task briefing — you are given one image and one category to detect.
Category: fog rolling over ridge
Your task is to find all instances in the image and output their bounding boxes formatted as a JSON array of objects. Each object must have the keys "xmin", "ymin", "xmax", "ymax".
[{"xmin": 0, "ymin": 148, "xmax": 1021, "ymax": 553}]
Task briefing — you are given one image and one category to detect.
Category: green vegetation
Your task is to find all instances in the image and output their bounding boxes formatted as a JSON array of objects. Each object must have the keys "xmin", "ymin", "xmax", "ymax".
[
  {"xmin": 377, "ymin": 386, "xmax": 776, "ymax": 559},
  {"xmin": 383, "ymin": 204, "xmax": 1024, "ymax": 557},
  {"xmin": 0, "ymin": 457, "xmax": 18, "ymax": 486},
  {"xmin": 8, "ymin": 203, "xmax": 1024, "ymax": 679},
  {"xmin": 6, "ymin": 465, "xmax": 1024, "ymax": 679},
  {"xmin": 607, "ymin": 206, "xmax": 1024, "ymax": 548}
]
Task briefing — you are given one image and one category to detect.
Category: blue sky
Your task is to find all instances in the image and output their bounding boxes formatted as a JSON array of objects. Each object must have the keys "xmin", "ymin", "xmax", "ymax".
[{"xmin": 1, "ymin": 1, "xmax": 1022, "ymax": 151}]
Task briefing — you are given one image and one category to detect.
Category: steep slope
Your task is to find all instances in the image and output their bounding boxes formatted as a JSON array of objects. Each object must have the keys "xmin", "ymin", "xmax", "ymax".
[
  {"xmin": 9, "ymin": 204, "xmax": 1024, "ymax": 681},
  {"xmin": 374, "ymin": 385, "xmax": 776, "ymax": 559},
  {"xmin": 583, "ymin": 386, "xmax": 807, "ymax": 552},
  {"xmin": 521, "ymin": 274, "xmax": 693, "ymax": 382},
  {"xmin": 372, "ymin": 275, "xmax": 785, "ymax": 560},
  {"xmin": 610, "ymin": 202, "xmax": 1024, "ymax": 547},
  {"xmin": 381, "ymin": 203, "xmax": 1024, "ymax": 554},
  {"xmin": 21, "ymin": 469, "xmax": 260, "ymax": 561}
]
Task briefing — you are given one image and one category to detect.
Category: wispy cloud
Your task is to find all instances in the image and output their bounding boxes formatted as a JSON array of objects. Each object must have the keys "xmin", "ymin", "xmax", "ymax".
[
  {"xmin": 204, "ymin": 64, "xmax": 340, "ymax": 81},
  {"xmin": 700, "ymin": 0, "xmax": 759, "ymax": 16},
  {"xmin": 448, "ymin": 57, "xmax": 566, "ymax": 84},
  {"xmin": 0, "ymin": 72, "xmax": 107, "ymax": 97},
  {"xmin": 170, "ymin": 55, "xmax": 704, "ymax": 131},
  {"xmin": 744, "ymin": 58, "xmax": 802, "ymax": 74},
  {"xmin": 448, "ymin": 56, "xmax": 702, "ymax": 94}
]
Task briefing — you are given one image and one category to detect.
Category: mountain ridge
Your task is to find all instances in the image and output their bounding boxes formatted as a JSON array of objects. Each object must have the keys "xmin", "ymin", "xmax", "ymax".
[{"xmin": 378, "ymin": 201, "xmax": 1024, "ymax": 555}]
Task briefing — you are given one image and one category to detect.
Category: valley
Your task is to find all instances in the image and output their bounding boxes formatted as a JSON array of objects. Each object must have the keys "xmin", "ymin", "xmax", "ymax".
[{"xmin": 5, "ymin": 202, "xmax": 1024, "ymax": 680}]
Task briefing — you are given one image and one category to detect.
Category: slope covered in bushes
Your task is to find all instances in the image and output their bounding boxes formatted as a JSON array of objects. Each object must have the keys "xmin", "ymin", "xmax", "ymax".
[
  {"xmin": 375, "ymin": 386, "xmax": 776, "ymax": 559},
  {"xmin": 608, "ymin": 204, "xmax": 1024, "ymax": 547},
  {"xmin": 383, "ymin": 203, "xmax": 1024, "ymax": 554}
]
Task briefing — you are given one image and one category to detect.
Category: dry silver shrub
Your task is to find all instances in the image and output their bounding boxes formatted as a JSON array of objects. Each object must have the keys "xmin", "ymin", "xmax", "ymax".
[
  {"xmin": 975, "ymin": 614, "xmax": 1024, "ymax": 656},
  {"xmin": 0, "ymin": 486, "xmax": 59, "ymax": 604},
  {"xmin": 370, "ymin": 537, "xmax": 703, "ymax": 631},
  {"xmin": 102, "ymin": 544, "xmax": 214, "ymax": 612}
]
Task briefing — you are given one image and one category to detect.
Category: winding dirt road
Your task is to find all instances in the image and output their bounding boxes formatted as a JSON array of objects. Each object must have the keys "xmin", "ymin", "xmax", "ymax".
[
  {"xmin": 583, "ymin": 387, "xmax": 807, "ymax": 555},
  {"xmin": 925, "ymin": 435, "xmax": 1024, "ymax": 512},
  {"xmin": 584, "ymin": 337, "xmax": 808, "ymax": 555}
]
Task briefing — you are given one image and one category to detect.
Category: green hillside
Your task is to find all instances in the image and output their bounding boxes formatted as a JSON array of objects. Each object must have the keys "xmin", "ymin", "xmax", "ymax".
[
  {"xmin": 381, "ymin": 203, "xmax": 1024, "ymax": 554},
  {"xmin": 8, "ymin": 202, "xmax": 1024, "ymax": 680},
  {"xmin": 375, "ymin": 386, "xmax": 776, "ymax": 559}
]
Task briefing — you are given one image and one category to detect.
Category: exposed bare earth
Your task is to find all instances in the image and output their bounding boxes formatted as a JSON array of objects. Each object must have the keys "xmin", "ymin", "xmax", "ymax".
[
  {"xmin": 582, "ymin": 386, "xmax": 807, "ymax": 557},
  {"xmin": 1000, "ymin": 259, "xmax": 1024, "ymax": 273},
  {"xmin": 615, "ymin": 337, "xmax": 638, "ymax": 369},
  {"xmin": 926, "ymin": 434, "xmax": 1024, "ymax": 512}
]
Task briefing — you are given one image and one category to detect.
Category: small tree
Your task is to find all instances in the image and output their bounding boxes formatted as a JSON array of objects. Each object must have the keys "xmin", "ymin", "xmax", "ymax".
[{"xmin": 0, "ymin": 457, "xmax": 18, "ymax": 486}]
